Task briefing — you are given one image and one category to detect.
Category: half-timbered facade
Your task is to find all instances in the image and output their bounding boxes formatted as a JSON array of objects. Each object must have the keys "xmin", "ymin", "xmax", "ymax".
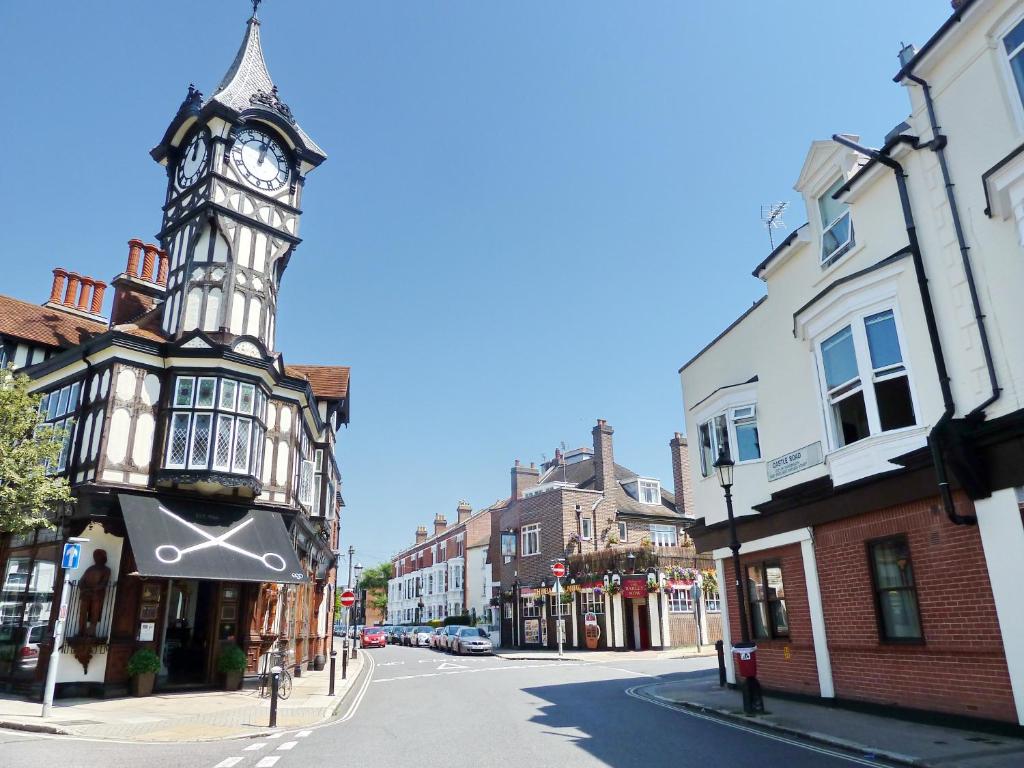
[{"xmin": 0, "ymin": 9, "xmax": 349, "ymax": 697}]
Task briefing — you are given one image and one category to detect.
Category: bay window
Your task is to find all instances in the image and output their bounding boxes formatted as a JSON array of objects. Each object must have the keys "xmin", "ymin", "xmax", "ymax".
[
  {"xmin": 819, "ymin": 308, "xmax": 915, "ymax": 449},
  {"xmin": 164, "ymin": 375, "xmax": 267, "ymax": 480},
  {"xmin": 37, "ymin": 381, "xmax": 81, "ymax": 474},
  {"xmin": 649, "ymin": 524, "xmax": 677, "ymax": 548},
  {"xmin": 698, "ymin": 404, "xmax": 761, "ymax": 477}
]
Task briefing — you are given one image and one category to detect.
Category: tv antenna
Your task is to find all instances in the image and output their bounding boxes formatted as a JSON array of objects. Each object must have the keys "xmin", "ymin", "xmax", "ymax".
[{"xmin": 761, "ymin": 202, "xmax": 789, "ymax": 249}]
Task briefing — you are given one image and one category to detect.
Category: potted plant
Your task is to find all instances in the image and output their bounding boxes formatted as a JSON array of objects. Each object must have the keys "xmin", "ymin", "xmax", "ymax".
[
  {"xmin": 606, "ymin": 581, "xmax": 621, "ymax": 596},
  {"xmin": 646, "ymin": 580, "xmax": 660, "ymax": 594},
  {"xmin": 126, "ymin": 648, "xmax": 160, "ymax": 697},
  {"xmin": 560, "ymin": 591, "xmax": 574, "ymax": 605},
  {"xmin": 217, "ymin": 645, "xmax": 247, "ymax": 690}
]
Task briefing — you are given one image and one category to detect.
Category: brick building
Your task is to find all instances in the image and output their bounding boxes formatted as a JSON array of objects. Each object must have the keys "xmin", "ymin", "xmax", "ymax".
[
  {"xmin": 387, "ymin": 501, "xmax": 498, "ymax": 625},
  {"xmin": 492, "ymin": 420, "xmax": 721, "ymax": 651},
  {"xmin": 681, "ymin": 0, "xmax": 1024, "ymax": 727}
]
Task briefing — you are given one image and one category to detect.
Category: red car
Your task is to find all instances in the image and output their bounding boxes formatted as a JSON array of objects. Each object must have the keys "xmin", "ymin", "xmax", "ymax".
[{"xmin": 361, "ymin": 626, "xmax": 387, "ymax": 648}]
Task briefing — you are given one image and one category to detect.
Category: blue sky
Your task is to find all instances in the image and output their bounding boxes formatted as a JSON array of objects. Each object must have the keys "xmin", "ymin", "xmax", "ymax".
[{"xmin": 0, "ymin": 1, "xmax": 951, "ymax": 567}]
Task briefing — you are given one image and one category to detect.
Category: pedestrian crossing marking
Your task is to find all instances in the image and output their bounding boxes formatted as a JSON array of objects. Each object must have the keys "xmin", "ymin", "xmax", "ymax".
[
  {"xmin": 277, "ymin": 741, "xmax": 298, "ymax": 751},
  {"xmin": 214, "ymin": 759, "xmax": 243, "ymax": 768},
  {"xmin": 244, "ymin": 743, "xmax": 267, "ymax": 751},
  {"xmin": 256, "ymin": 758, "xmax": 280, "ymax": 768}
]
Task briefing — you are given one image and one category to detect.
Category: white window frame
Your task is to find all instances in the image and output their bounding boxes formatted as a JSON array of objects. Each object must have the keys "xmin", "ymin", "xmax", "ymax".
[
  {"xmin": 298, "ymin": 458, "xmax": 315, "ymax": 507},
  {"xmin": 649, "ymin": 524, "xmax": 677, "ymax": 548},
  {"xmin": 580, "ymin": 517, "xmax": 593, "ymax": 540},
  {"xmin": 617, "ymin": 521, "xmax": 628, "ymax": 542},
  {"xmin": 997, "ymin": 11, "xmax": 1024, "ymax": 135},
  {"xmin": 638, "ymin": 479, "xmax": 660, "ymax": 505},
  {"xmin": 819, "ymin": 177, "xmax": 854, "ymax": 265},
  {"xmin": 521, "ymin": 524, "xmax": 541, "ymax": 557},
  {"xmin": 813, "ymin": 305, "xmax": 918, "ymax": 452},
  {"xmin": 581, "ymin": 590, "xmax": 604, "ymax": 614},
  {"xmin": 697, "ymin": 403, "xmax": 762, "ymax": 477},
  {"xmin": 521, "ymin": 597, "xmax": 540, "ymax": 618},
  {"xmin": 668, "ymin": 587, "xmax": 694, "ymax": 613}
]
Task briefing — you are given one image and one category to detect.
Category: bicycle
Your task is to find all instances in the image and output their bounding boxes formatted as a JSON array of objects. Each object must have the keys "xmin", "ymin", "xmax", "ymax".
[{"xmin": 257, "ymin": 650, "xmax": 292, "ymax": 700}]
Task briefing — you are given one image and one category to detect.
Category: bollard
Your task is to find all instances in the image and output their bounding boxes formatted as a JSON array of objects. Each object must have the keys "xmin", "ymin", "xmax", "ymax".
[
  {"xmin": 269, "ymin": 665, "xmax": 281, "ymax": 728},
  {"xmin": 715, "ymin": 640, "xmax": 726, "ymax": 687},
  {"xmin": 328, "ymin": 650, "xmax": 337, "ymax": 696},
  {"xmin": 352, "ymin": 636, "xmax": 358, "ymax": 660},
  {"xmin": 342, "ymin": 647, "xmax": 348, "ymax": 680}
]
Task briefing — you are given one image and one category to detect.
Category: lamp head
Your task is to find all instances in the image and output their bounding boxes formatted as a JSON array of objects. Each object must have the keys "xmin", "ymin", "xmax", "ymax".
[{"xmin": 713, "ymin": 449, "xmax": 735, "ymax": 489}]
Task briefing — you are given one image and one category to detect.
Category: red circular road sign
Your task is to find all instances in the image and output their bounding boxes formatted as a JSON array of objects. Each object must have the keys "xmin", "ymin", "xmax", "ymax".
[
  {"xmin": 551, "ymin": 562, "xmax": 566, "ymax": 578},
  {"xmin": 339, "ymin": 589, "xmax": 356, "ymax": 607}
]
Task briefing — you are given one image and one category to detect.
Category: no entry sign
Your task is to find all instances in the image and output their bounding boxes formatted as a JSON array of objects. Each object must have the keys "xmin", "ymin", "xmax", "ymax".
[
  {"xmin": 339, "ymin": 589, "xmax": 356, "ymax": 608},
  {"xmin": 551, "ymin": 562, "xmax": 566, "ymax": 578}
]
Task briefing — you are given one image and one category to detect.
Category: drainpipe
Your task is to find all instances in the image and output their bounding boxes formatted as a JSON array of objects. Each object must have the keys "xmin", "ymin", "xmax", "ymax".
[
  {"xmin": 832, "ymin": 134, "xmax": 975, "ymax": 526},
  {"xmin": 903, "ymin": 72, "xmax": 1001, "ymax": 419}
]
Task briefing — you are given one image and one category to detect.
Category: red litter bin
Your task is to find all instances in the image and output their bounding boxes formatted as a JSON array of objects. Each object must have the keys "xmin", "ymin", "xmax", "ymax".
[{"xmin": 733, "ymin": 642, "xmax": 757, "ymax": 677}]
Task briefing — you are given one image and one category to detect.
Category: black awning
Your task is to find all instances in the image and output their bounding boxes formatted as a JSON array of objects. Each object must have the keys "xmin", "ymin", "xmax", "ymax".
[{"xmin": 119, "ymin": 494, "xmax": 306, "ymax": 584}]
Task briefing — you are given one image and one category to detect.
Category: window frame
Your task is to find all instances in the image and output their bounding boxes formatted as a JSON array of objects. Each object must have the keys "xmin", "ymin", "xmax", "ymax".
[
  {"xmin": 668, "ymin": 586, "xmax": 694, "ymax": 613},
  {"xmin": 580, "ymin": 517, "xmax": 593, "ymax": 540},
  {"xmin": 581, "ymin": 590, "xmax": 604, "ymax": 614},
  {"xmin": 638, "ymin": 479, "xmax": 661, "ymax": 505},
  {"xmin": 521, "ymin": 524, "xmax": 541, "ymax": 557},
  {"xmin": 617, "ymin": 521, "xmax": 628, "ymax": 543},
  {"xmin": 698, "ymin": 403, "xmax": 762, "ymax": 477},
  {"xmin": 648, "ymin": 524, "xmax": 677, "ymax": 548},
  {"xmin": 998, "ymin": 12, "xmax": 1024, "ymax": 135},
  {"xmin": 38, "ymin": 381, "xmax": 81, "ymax": 475},
  {"xmin": 819, "ymin": 176, "xmax": 855, "ymax": 265},
  {"xmin": 866, "ymin": 535, "xmax": 925, "ymax": 644},
  {"xmin": 814, "ymin": 305, "xmax": 918, "ymax": 452},
  {"xmin": 746, "ymin": 560, "xmax": 790, "ymax": 640}
]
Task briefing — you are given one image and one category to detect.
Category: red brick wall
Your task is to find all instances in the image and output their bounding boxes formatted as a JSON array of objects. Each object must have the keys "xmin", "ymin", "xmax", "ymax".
[
  {"xmin": 723, "ymin": 543, "xmax": 821, "ymax": 696},
  {"xmin": 815, "ymin": 495, "xmax": 1015, "ymax": 722}
]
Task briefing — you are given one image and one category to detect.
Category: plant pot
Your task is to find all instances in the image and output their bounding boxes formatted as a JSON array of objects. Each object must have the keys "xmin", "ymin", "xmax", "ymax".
[
  {"xmin": 130, "ymin": 672, "xmax": 155, "ymax": 697},
  {"xmin": 222, "ymin": 670, "xmax": 243, "ymax": 691}
]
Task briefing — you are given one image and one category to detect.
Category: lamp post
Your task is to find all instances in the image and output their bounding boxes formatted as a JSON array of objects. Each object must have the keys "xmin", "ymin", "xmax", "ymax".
[
  {"xmin": 352, "ymin": 562, "xmax": 363, "ymax": 658},
  {"xmin": 626, "ymin": 552, "xmax": 636, "ymax": 574},
  {"xmin": 713, "ymin": 449, "xmax": 763, "ymax": 713}
]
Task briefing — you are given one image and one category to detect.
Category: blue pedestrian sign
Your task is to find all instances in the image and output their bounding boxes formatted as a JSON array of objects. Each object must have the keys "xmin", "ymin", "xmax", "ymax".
[{"xmin": 61, "ymin": 543, "xmax": 82, "ymax": 570}]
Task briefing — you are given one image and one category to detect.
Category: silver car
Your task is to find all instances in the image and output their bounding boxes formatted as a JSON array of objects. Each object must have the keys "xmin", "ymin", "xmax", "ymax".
[{"xmin": 451, "ymin": 626, "xmax": 493, "ymax": 655}]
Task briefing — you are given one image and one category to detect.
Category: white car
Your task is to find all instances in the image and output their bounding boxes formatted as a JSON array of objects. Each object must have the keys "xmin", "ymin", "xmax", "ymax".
[{"xmin": 409, "ymin": 626, "xmax": 434, "ymax": 647}]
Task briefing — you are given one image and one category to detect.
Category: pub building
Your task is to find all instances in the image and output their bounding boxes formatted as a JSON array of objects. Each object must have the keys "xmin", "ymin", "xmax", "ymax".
[{"xmin": 0, "ymin": 8, "xmax": 350, "ymax": 696}]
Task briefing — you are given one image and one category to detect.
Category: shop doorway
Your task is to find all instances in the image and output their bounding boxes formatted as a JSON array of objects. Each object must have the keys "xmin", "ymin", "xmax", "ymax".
[
  {"xmin": 629, "ymin": 599, "xmax": 651, "ymax": 650},
  {"xmin": 161, "ymin": 580, "xmax": 215, "ymax": 687}
]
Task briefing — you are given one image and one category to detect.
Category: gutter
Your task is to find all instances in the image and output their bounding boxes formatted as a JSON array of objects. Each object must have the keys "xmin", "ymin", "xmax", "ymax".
[{"xmin": 832, "ymin": 134, "xmax": 974, "ymax": 526}]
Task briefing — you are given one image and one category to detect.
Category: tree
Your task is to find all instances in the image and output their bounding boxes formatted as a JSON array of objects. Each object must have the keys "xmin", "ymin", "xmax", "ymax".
[
  {"xmin": 357, "ymin": 562, "xmax": 393, "ymax": 591},
  {"xmin": 0, "ymin": 367, "xmax": 72, "ymax": 534},
  {"xmin": 370, "ymin": 590, "xmax": 388, "ymax": 619}
]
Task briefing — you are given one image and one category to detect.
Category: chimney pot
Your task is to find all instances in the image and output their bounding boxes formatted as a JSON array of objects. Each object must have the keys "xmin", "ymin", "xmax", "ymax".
[
  {"xmin": 63, "ymin": 273, "xmax": 82, "ymax": 307},
  {"xmin": 49, "ymin": 268, "xmax": 68, "ymax": 304},
  {"xmin": 126, "ymin": 239, "xmax": 144, "ymax": 277},
  {"xmin": 90, "ymin": 281, "xmax": 107, "ymax": 314},
  {"xmin": 141, "ymin": 244, "xmax": 158, "ymax": 282},
  {"xmin": 157, "ymin": 249, "xmax": 169, "ymax": 286},
  {"xmin": 76, "ymin": 277, "xmax": 94, "ymax": 311}
]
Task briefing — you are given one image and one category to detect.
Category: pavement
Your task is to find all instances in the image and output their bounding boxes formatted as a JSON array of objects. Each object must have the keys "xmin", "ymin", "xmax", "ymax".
[
  {"xmin": 0, "ymin": 650, "xmax": 365, "ymax": 742},
  {"xmin": 644, "ymin": 673, "xmax": 1024, "ymax": 768},
  {"xmin": 493, "ymin": 643, "xmax": 718, "ymax": 662}
]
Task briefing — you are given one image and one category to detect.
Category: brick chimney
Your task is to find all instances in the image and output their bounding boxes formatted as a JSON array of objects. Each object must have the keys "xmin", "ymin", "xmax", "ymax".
[
  {"xmin": 110, "ymin": 238, "xmax": 169, "ymax": 325},
  {"xmin": 670, "ymin": 432, "xmax": 694, "ymax": 518},
  {"xmin": 592, "ymin": 419, "xmax": 616, "ymax": 492},
  {"xmin": 44, "ymin": 267, "xmax": 108, "ymax": 322},
  {"xmin": 511, "ymin": 459, "xmax": 540, "ymax": 500},
  {"xmin": 433, "ymin": 513, "xmax": 448, "ymax": 537},
  {"xmin": 457, "ymin": 500, "xmax": 473, "ymax": 524},
  {"xmin": 415, "ymin": 525, "xmax": 428, "ymax": 544}
]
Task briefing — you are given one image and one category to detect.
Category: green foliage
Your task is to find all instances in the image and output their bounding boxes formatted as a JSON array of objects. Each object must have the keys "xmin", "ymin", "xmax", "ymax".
[
  {"xmin": 357, "ymin": 562, "xmax": 393, "ymax": 590},
  {"xmin": 370, "ymin": 590, "xmax": 388, "ymax": 617},
  {"xmin": 126, "ymin": 648, "xmax": 161, "ymax": 677},
  {"xmin": 0, "ymin": 368, "xmax": 72, "ymax": 534},
  {"xmin": 427, "ymin": 619, "xmax": 443, "ymax": 628},
  {"xmin": 216, "ymin": 645, "xmax": 248, "ymax": 673},
  {"xmin": 442, "ymin": 615, "xmax": 471, "ymax": 627}
]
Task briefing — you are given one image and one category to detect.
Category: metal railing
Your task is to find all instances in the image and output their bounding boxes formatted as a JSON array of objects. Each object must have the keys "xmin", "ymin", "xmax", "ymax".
[{"xmin": 60, "ymin": 579, "xmax": 117, "ymax": 649}]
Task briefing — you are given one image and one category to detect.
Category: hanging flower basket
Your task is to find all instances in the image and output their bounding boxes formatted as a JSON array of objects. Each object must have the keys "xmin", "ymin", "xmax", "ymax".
[
  {"xmin": 701, "ymin": 569, "xmax": 719, "ymax": 596},
  {"xmin": 646, "ymin": 581, "xmax": 660, "ymax": 594},
  {"xmin": 606, "ymin": 582, "xmax": 621, "ymax": 596},
  {"xmin": 560, "ymin": 592, "xmax": 574, "ymax": 605}
]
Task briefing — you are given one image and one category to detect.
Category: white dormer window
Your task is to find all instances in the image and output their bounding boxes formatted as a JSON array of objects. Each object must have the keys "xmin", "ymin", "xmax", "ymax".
[
  {"xmin": 819, "ymin": 177, "xmax": 854, "ymax": 264},
  {"xmin": 638, "ymin": 479, "xmax": 660, "ymax": 505}
]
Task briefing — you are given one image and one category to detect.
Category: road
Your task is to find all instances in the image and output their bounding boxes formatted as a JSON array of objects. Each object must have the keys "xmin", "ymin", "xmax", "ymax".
[{"xmin": 1, "ymin": 643, "xmax": 892, "ymax": 767}]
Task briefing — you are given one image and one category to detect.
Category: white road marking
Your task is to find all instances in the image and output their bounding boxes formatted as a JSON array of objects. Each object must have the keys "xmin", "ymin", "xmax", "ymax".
[
  {"xmin": 265, "ymin": 732, "xmax": 283, "ymax": 739},
  {"xmin": 277, "ymin": 741, "xmax": 298, "ymax": 751},
  {"xmin": 377, "ymin": 661, "xmax": 405, "ymax": 666},
  {"xmin": 625, "ymin": 685, "xmax": 892, "ymax": 767},
  {"xmin": 296, "ymin": 730, "xmax": 312, "ymax": 738},
  {"xmin": 244, "ymin": 742, "xmax": 267, "ymax": 751},
  {"xmin": 436, "ymin": 662, "xmax": 467, "ymax": 670},
  {"xmin": 256, "ymin": 758, "xmax": 281, "ymax": 768},
  {"xmin": 214, "ymin": 759, "xmax": 243, "ymax": 768}
]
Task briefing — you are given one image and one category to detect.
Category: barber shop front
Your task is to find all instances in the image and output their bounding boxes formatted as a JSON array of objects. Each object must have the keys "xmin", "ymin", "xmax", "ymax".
[{"xmin": 0, "ymin": 491, "xmax": 333, "ymax": 699}]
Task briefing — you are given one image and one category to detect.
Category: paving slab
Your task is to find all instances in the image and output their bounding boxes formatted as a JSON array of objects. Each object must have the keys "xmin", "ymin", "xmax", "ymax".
[
  {"xmin": 645, "ymin": 675, "xmax": 1024, "ymax": 768},
  {"xmin": 0, "ymin": 653, "xmax": 366, "ymax": 742}
]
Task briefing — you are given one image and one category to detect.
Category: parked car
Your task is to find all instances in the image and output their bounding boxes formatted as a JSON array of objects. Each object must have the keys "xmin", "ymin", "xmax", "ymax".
[
  {"xmin": 408, "ymin": 626, "xmax": 433, "ymax": 647},
  {"xmin": 402, "ymin": 627, "xmax": 417, "ymax": 646},
  {"xmin": 430, "ymin": 627, "xmax": 445, "ymax": 649},
  {"xmin": 361, "ymin": 626, "xmax": 386, "ymax": 648},
  {"xmin": 392, "ymin": 627, "xmax": 408, "ymax": 645},
  {"xmin": 440, "ymin": 625, "xmax": 462, "ymax": 652},
  {"xmin": 0, "ymin": 623, "xmax": 45, "ymax": 678},
  {"xmin": 451, "ymin": 626, "xmax": 493, "ymax": 656}
]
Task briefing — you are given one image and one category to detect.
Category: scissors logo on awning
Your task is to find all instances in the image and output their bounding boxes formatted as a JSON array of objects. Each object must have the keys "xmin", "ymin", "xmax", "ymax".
[{"xmin": 155, "ymin": 506, "xmax": 287, "ymax": 572}]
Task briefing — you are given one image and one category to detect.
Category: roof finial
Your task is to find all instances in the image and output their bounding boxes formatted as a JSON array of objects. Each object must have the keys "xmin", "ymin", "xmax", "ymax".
[{"xmin": 251, "ymin": 0, "xmax": 262, "ymax": 19}]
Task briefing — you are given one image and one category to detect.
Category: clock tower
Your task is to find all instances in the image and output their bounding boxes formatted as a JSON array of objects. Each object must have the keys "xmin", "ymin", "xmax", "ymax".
[{"xmin": 150, "ymin": 6, "xmax": 326, "ymax": 355}]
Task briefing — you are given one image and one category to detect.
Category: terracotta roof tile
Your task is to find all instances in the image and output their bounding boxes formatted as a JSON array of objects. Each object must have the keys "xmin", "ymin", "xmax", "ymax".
[
  {"xmin": 286, "ymin": 364, "xmax": 350, "ymax": 400},
  {"xmin": 0, "ymin": 294, "xmax": 107, "ymax": 350}
]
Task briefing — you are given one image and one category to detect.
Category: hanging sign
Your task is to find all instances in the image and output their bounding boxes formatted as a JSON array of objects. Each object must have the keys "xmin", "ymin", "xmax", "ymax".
[
  {"xmin": 621, "ymin": 578, "xmax": 648, "ymax": 599},
  {"xmin": 584, "ymin": 611, "xmax": 598, "ymax": 626}
]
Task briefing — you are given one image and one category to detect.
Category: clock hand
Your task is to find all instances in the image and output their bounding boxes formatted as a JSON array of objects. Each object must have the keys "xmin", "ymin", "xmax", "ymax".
[
  {"xmin": 257, "ymin": 142, "xmax": 268, "ymax": 165},
  {"xmin": 191, "ymin": 141, "xmax": 200, "ymax": 161}
]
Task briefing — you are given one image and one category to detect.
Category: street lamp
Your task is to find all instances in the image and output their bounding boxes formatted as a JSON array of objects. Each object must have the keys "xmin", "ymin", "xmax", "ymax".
[
  {"xmin": 713, "ymin": 448, "xmax": 763, "ymax": 713},
  {"xmin": 626, "ymin": 552, "xmax": 636, "ymax": 574}
]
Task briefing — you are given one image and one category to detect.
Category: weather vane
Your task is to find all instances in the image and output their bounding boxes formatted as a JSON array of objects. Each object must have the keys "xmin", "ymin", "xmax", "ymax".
[
  {"xmin": 760, "ymin": 201, "xmax": 789, "ymax": 250},
  {"xmin": 251, "ymin": 0, "xmax": 263, "ymax": 18}
]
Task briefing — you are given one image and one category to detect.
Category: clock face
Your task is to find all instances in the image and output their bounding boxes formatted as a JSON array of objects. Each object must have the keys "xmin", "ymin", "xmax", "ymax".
[
  {"xmin": 231, "ymin": 128, "xmax": 289, "ymax": 192},
  {"xmin": 176, "ymin": 130, "xmax": 209, "ymax": 189}
]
